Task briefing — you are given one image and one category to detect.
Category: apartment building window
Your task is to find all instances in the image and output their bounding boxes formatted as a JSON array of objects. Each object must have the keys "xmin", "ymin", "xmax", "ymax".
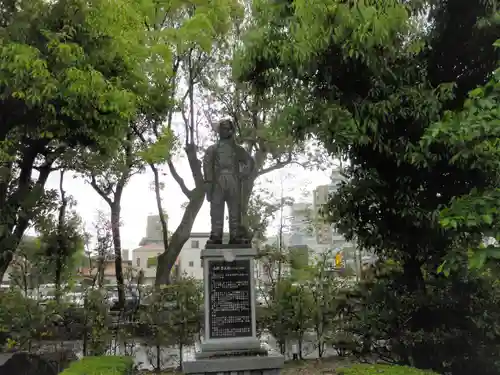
[
  {"xmin": 189, "ymin": 261, "xmax": 194, "ymax": 267},
  {"xmin": 191, "ymin": 240, "xmax": 199, "ymax": 248},
  {"xmin": 201, "ymin": 259, "xmax": 204, "ymax": 268},
  {"xmin": 147, "ymin": 257, "xmax": 158, "ymax": 268},
  {"xmin": 136, "ymin": 258, "xmax": 140, "ymax": 267}
]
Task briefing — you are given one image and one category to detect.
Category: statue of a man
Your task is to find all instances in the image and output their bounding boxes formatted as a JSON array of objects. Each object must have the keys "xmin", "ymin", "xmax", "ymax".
[{"xmin": 203, "ymin": 119, "xmax": 255, "ymax": 245}]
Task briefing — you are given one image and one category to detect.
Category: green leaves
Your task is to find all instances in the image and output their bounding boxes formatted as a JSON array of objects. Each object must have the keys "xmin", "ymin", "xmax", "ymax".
[
  {"xmin": 138, "ymin": 127, "xmax": 179, "ymax": 164},
  {"xmin": 140, "ymin": 277, "xmax": 202, "ymax": 350},
  {"xmin": 420, "ymin": 39, "xmax": 500, "ymax": 271}
]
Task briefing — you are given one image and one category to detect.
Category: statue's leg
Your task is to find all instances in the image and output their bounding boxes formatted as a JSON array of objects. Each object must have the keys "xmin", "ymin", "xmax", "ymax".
[
  {"xmin": 227, "ymin": 176, "xmax": 242, "ymax": 244},
  {"xmin": 208, "ymin": 183, "xmax": 224, "ymax": 244}
]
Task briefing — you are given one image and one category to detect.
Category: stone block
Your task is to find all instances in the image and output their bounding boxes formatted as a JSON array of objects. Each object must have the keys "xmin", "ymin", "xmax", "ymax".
[{"xmin": 183, "ymin": 346, "xmax": 284, "ymax": 375}]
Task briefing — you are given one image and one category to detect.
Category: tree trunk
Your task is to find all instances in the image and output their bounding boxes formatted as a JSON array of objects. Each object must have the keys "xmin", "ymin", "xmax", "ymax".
[
  {"xmin": 403, "ymin": 257, "xmax": 425, "ymax": 293},
  {"xmin": 298, "ymin": 337, "xmax": 304, "ymax": 360},
  {"xmin": 155, "ymin": 187, "xmax": 204, "ymax": 286},
  {"xmin": 156, "ymin": 344, "xmax": 161, "ymax": 372},
  {"xmin": 179, "ymin": 344, "xmax": 183, "ymax": 371},
  {"xmin": 55, "ymin": 170, "xmax": 68, "ymax": 302},
  {"xmin": 97, "ymin": 257, "xmax": 105, "ymax": 289},
  {"xmin": 111, "ymin": 203, "xmax": 125, "ymax": 309},
  {"xmin": 0, "ymin": 149, "xmax": 53, "ymax": 281},
  {"xmin": 150, "ymin": 163, "xmax": 169, "ymax": 270},
  {"xmin": 89, "ymin": 133, "xmax": 131, "ymax": 308}
]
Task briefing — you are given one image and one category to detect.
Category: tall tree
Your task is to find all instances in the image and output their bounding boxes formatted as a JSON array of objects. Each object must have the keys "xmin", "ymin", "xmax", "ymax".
[
  {"xmin": 421, "ymin": 39, "xmax": 500, "ymax": 271},
  {"xmin": 236, "ymin": 0, "xmax": 500, "ymax": 373},
  {"xmin": 79, "ymin": 131, "xmax": 144, "ymax": 308},
  {"xmin": 142, "ymin": 0, "xmax": 327, "ymax": 285},
  {"xmin": 36, "ymin": 170, "xmax": 85, "ymax": 300},
  {"xmin": 131, "ymin": 0, "xmax": 244, "ymax": 286},
  {"xmin": 0, "ymin": 0, "xmax": 156, "ymax": 280}
]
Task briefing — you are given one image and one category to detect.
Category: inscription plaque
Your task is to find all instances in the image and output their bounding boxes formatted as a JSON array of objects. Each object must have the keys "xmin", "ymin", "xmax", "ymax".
[{"xmin": 208, "ymin": 259, "xmax": 253, "ymax": 339}]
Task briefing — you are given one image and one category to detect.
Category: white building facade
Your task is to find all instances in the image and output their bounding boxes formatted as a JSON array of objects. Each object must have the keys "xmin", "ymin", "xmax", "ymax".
[{"xmin": 132, "ymin": 230, "xmax": 216, "ymax": 285}]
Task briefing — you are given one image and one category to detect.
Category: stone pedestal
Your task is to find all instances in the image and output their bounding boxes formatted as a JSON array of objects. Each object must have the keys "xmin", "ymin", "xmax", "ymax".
[{"xmin": 182, "ymin": 246, "xmax": 284, "ymax": 375}]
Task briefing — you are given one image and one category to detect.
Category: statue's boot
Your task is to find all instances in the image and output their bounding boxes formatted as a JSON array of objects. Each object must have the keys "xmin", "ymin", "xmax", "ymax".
[
  {"xmin": 206, "ymin": 235, "xmax": 223, "ymax": 245},
  {"xmin": 228, "ymin": 237, "xmax": 242, "ymax": 245},
  {"xmin": 228, "ymin": 227, "xmax": 251, "ymax": 245}
]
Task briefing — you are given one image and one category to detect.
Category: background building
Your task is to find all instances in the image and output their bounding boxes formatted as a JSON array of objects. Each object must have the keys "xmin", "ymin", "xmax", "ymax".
[
  {"xmin": 77, "ymin": 257, "xmax": 138, "ymax": 286},
  {"xmin": 146, "ymin": 215, "xmax": 164, "ymax": 243},
  {"xmin": 267, "ymin": 168, "xmax": 377, "ymax": 279},
  {"xmin": 133, "ymin": 243, "xmax": 165, "ymax": 285},
  {"xmin": 132, "ymin": 223, "xmax": 227, "ymax": 284}
]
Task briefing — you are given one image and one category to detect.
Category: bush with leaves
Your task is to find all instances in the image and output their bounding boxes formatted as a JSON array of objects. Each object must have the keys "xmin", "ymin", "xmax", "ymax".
[
  {"xmin": 340, "ymin": 260, "xmax": 500, "ymax": 375},
  {"xmin": 307, "ymin": 251, "xmax": 345, "ymax": 358},
  {"xmin": 260, "ymin": 278, "xmax": 313, "ymax": 357},
  {"xmin": 237, "ymin": 0, "xmax": 499, "ymax": 373},
  {"xmin": 139, "ymin": 277, "xmax": 202, "ymax": 371},
  {"xmin": 82, "ymin": 289, "xmax": 113, "ymax": 356},
  {"xmin": 0, "ymin": 290, "xmax": 39, "ymax": 350},
  {"xmin": 0, "ymin": 289, "xmax": 72, "ymax": 351}
]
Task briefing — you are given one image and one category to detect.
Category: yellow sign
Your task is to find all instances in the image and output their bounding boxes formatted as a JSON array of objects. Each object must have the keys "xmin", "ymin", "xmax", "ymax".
[{"xmin": 335, "ymin": 251, "xmax": 343, "ymax": 267}]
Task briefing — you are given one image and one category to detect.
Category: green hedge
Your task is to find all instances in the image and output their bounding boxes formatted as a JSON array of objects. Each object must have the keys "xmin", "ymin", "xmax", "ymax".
[
  {"xmin": 60, "ymin": 356, "xmax": 134, "ymax": 375},
  {"xmin": 337, "ymin": 364, "xmax": 439, "ymax": 375}
]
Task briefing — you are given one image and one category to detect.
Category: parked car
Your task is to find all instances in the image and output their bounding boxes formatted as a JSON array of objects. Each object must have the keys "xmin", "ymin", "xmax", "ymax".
[
  {"xmin": 104, "ymin": 286, "xmax": 140, "ymax": 311},
  {"xmin": 64, "ymin": 292, "xmax": 84, "ymax": 306}
]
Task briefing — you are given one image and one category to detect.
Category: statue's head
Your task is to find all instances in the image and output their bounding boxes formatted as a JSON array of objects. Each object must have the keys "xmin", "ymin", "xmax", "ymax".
[{"xmin": 217, "ymin": 119, "xmax": 235, "ymax": 140}]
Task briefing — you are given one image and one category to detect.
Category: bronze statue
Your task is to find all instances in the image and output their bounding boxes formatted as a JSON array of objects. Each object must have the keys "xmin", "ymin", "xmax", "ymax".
[{"xmin": 203, "ymin": 119, "xmax": 255, "ymax": 245}]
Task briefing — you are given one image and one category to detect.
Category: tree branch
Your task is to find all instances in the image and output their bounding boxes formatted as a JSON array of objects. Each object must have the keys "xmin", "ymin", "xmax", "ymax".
[
  {"xmin": 90, "ymin": 175, "xmax": 113, "ymax": 206},
  {"xmin": 257, "ymin": 153, "xmax": 294, "ymax": 177},
  {"xmin": 114, "ymin": 130, "xmax": 134, "ymax": 200},
  {"xmin": 185, "ymin": 143, "xmax": 204, "ymax": 187},
  {"xmin": 167, "ymin": 159, "xmax": 191, "ymax": 198}
]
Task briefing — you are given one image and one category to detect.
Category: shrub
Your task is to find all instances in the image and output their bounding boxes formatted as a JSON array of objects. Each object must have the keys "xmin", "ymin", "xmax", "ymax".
[
  {"xmin": 60, "ymin": 356, "xmax": 134, "ymax": 375},
  {"xmin": 337, "ymin": 364, "xmax": 439, "ymax": 375},
  {"xmin": 342, "ymin": 266, "xmax": 500, "ymax": 375}
]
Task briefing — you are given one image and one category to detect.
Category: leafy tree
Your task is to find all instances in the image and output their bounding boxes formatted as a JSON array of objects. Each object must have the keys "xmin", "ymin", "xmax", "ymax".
[
  {"xmin": 139, "ymin": 288, "xmax": 171, "ymax": 371},
  {"xmin": 138, "ymin": 278, "xmax": 201, "ymax": 370},
  {"xmin": 236, "ymin": 0, "xmax": 500, "ymax": 373},
  {"xmin": 8, "ymin": 242, "xmax": 41, "ymax": 295},
  {"xmin": 88, "ymin": 210, "xmax": 114, "ymax": 289},
  {"xmin": 141, "ymin": 0, "xmax": 325, "ymax": 285},
  {"xmin": 163, "ymin": 278, "xmax": 202, "ymax": 370},
  {"xmin": 0, "ymin": 290, "xmax": 47, "ymax": 351},
  {"xmin": 307, "ymin": 250, "xmax": 343, "ymax": 358},
  {"xmin": 200, "ymin": 7, "xmax": 331, "ymax": 226},
  {"xmin": 128, "ymin": 0, "xmax": 243, "ymax": 286},
  {"xmin": 0, "ymin": 0, "xmax": 157, "ymax": 280},
  {"xmin": 248, "ymin": 179, "xmax": 295, "ymax": 244},
  {"xmin": 420, "ymin": 42, "xmax": 500, "ymax": 271},
  {"xmin": 80, "ymin": 131, "xmax": 145, "ymax": 308},
  {"xmin": 36, "ymin": 170, "xmax": 85, "ymax": 300},
  {"xmin": 82, "ymin": 289, "xmax": 113, "ymax": 356}
]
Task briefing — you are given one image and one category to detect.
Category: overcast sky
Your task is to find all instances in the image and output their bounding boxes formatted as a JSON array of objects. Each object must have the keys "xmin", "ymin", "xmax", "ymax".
[{"xmin": 40, "ymin": 156, "xmax": 331, "ymax": 251}]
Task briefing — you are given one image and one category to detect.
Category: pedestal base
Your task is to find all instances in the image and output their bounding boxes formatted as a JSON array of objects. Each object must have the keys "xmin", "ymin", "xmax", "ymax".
[
  {"xmin": 199, "ymin": 337, "xmax": 262, "ymax": 356},
  {"xmin": 183, "ymin": 345, "xmax": 284, "ymax": 375}
]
